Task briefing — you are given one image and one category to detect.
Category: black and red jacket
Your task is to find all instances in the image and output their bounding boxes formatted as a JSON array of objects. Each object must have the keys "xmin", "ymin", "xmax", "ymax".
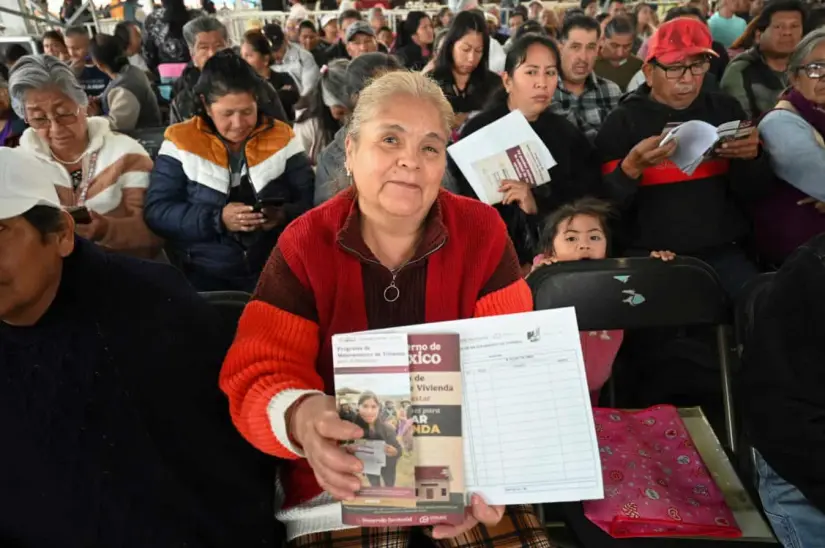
[{"xmin": 595, "ymin": 86, "xmax": 774, "ymax": 255}]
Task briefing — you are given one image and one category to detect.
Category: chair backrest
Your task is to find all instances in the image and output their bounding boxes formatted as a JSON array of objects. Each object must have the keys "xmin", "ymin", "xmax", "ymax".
[
  {"xmin": 199, "ymin": 291, "xmax": 252, "ymax": 331},
  {"xmin": 527, "ymin": 257, "xmax": 730, "ymax": 331},
  {"xmin": 123, "ymin": 126, "xmax": 167, "ymax": 161},
  {"xmin": 734, "ymin": 272, "xmax": 775, "ymax": 357}
]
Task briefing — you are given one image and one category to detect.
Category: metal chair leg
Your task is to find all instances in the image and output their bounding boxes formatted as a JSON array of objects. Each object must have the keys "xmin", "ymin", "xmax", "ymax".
[
  {"xmin": 534, "ymin": 503, "xmax": 546, "ymax": 527},
  {"xmin": 716, "ymin": 325, "xmax": 737, "ymax": 453}
]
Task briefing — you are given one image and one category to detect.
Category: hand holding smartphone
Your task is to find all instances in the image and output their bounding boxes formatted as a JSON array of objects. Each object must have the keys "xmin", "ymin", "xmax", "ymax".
[
  {"xmin": 252, "ymin": 197, "xmax": 286, "ymax": 215},
  {"xmin": 67, "ymin": 206, "xmax": 93, "ymax": 224}
]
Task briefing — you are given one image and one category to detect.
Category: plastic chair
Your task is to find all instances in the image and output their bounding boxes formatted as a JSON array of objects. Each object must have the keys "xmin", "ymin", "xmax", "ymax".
[
  {"xmin": 123, "ymin": 126, "xmax": 168, "ymax": 161},
  {"xmin": 527, "ymin": 256, "xmax": 737, "ymax": 452},
  {"xmin": 198, "ymin": 291, "xmax": 251, "ymax": 331}
]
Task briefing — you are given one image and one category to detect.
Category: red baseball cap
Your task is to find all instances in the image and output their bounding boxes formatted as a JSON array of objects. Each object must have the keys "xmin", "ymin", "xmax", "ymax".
[{"xmin": 645, "ymin": 17, "xmax": 718, "ymax": 65}]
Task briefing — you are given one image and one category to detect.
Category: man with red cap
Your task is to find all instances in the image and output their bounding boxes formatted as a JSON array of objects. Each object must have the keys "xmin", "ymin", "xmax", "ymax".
[{"xmin": 595, "ymin": 17, "xmax": 774, "ymax": 298}]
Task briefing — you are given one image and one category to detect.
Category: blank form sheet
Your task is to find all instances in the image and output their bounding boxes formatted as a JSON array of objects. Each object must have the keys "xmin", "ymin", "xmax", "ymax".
[{"xmin": 382, "ymin": 308, "xmax": 604, "ymax": 506}]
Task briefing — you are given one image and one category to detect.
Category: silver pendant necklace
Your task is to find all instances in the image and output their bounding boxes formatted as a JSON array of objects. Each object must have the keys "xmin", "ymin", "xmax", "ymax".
[{"xmin": 384, "ymin": 270, "xmax": 401, "ymax": 303}]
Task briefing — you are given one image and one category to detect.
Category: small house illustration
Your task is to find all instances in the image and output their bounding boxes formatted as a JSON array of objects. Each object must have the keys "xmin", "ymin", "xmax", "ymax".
[{"xmin": 415, "ymin": 466, "xmax": 451, "ymax": 502}]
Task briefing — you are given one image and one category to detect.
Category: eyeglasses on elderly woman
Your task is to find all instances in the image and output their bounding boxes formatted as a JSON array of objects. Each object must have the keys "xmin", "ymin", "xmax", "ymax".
[
  {"xmin": 796, "ymin": 61, "xmax": 825, "ymax": 79},
  {"xmin": 25, "ymin": 106, "xmax": 81, "ymax": 129}
]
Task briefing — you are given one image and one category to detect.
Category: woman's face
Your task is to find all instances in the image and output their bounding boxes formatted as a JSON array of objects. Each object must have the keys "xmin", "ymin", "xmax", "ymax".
[
  {"xmin": 330, "ymin": 104, "xmax": 349, "ymax": 121},
  {"xmin": 240, "ymin": 43, "xmax": 270, "ymax": 73},
  {"xmin": 540, "ymin": 10, "xmax": 559, "ymax": 31},
  {"xmin": 358, "ymin": 398, "xmax": 380, "ymax": 424},
  {"xmin": 504, "ymin": 43, "xmax": 559, "ymax": 121},
  {"xmin": 345, "ymin": 94, "xmax": 447, "ymax": 221},
  {"xmin": 452, "ymin": 31, "xmax": 484, "ymax": 75},
  {"xmin": 205, "ymin": 92, "xmax": 258, "ymax": 145},
  {"xmin": 551, "ymin": 214, "xmax": 608, "ymax": 261},
  {"xmin": 43, "ymin": 38, "xmax": 67, "ymax": 59},
  {"xmin": 440, "ymin": 10, "xmax": 453, "ymax": 28},
  {"xmin": 416, "ymin": 17, "xmax": 435, "ymax": 46},
  {"xmin": 24, "ymin": 87, "xmax": 88, "ymax": 155},
  {"xmin": 792, "ymin": 41, "xmax": 825, "ymax": 105},
  {"xmin": 636, "ymin": 5, "xmax": 652, "ymax": 26}
]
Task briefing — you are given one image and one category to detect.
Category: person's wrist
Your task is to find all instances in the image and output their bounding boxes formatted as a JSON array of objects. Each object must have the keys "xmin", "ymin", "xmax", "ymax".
[
  {"xmin": 286, "ymin": 393, "xmax": 319, "ymax": 449},
  {"xmin": 620, "ymin": 157, "xmax": 642, "ymax": 179}
]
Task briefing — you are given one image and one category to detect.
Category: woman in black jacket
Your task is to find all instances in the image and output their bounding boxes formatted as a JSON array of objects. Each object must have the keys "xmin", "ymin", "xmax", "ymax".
[
  {"xmin": 429, "ymin": 10, "xmax": 502, "ymax": 130},
  {"xmin": 450, "ymin": 34, "xmax": 601, "ymax": 266},
  {"xmin": 240, "ymin": 28, "xmax": 300, "ymax": 121},
  {"xmin": 393, "ymin": 11, "xmax": 434, "ymax": 71}
]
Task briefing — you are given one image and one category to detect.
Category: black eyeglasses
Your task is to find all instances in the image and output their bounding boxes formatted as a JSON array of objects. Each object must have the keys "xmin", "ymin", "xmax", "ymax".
[
  {"xmin": 653, "ymin": 58, "xmax": 711, "ymax": 80},
  {"xmin": 797, "ymin": 62, "xmax": 825, "ymax": 79}
]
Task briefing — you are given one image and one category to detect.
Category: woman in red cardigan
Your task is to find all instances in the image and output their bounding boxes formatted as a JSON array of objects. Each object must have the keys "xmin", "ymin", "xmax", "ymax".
[{"xmin": 219, "ymin": 71, "xmax": 548, "ymax": 547}]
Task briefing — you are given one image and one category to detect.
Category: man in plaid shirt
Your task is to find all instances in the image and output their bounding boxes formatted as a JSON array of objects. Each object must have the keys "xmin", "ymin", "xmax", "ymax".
[{"xmin": 551, "ymin": 15, "xmax": 623, "ymax": 143}]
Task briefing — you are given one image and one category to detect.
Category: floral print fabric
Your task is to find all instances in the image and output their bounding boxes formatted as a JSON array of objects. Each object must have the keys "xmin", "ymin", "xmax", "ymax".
[{"xmin": 583, "ymin": 405, "xmax": 741, "ymax": 539}]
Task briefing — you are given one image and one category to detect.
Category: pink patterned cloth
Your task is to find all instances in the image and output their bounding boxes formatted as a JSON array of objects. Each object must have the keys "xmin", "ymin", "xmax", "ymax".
[{"xmin": 584, "ymin": 406, "xmax": 741, "ymax": 539}]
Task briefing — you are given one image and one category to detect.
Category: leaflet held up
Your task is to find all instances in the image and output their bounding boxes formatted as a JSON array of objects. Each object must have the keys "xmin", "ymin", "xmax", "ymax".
[{"xmin": 447, "ymin": 110, "xmax": 557, "ymax": 206}]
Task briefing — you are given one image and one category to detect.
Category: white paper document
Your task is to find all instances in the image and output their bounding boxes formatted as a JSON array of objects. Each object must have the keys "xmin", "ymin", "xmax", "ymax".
[
  {"xmin": 372, "ymin": 308, "xmax": 604, "ymax": 506},
  {"xmin": 447, "ymin": 110, "xmax": 557, "ymax": 206},
  {"xmin": 659, "ymin": 119, "xmax": 753, "ymax": 176}
]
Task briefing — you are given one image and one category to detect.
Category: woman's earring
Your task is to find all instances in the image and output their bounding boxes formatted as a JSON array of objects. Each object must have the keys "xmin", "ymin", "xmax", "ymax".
[{"xmin": 346, "ymin": 167, "xmax": 353, "ymax": 186}]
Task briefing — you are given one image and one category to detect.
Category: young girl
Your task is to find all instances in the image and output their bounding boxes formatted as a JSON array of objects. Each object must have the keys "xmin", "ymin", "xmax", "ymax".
[
  {"xmin": 351, "ymin": 392, "xmax": 402, "ymax": 487},
  {"xmin": 530, "ymin": 198, "xmax": 675, "ymax": 404}
]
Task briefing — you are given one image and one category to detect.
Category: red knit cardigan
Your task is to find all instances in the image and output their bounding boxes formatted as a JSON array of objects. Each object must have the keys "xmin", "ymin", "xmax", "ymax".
[{"xmin": 220, "ymin": 189, "xmax": 533, "ymax": 510}]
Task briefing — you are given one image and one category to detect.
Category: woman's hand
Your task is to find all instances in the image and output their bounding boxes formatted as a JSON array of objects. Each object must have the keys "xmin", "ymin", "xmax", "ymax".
[
  {"xmin": 75, "ymin": 211, "xmax": 109, "ymax": 242},
  {"xmin": 385, "ymin": 444, "xmax": 398, "ymax": 457},
  {"xmin": 650, "ymin": 250, "xmax": 676, "ymax": 261},
  {"xmin": 260, "ymin": 206, "xmax": 287, "ymax": 231},
  {"xmin": 221, "ymin": 203, "xmax": 265, "ymax": 232},
  {"xmin": 499, "ymin": 180, "xmax": 538, "ymax": 215},
  {"xmin": 288, "ymin": 394, "xmax": 365, "ymax": 501},
  {"xmin": 432, "ymin": 494, "xmax": 505, "ymax": 540},
  {"xmin": 798, "ymin": 196, "xmax": 825, "ymax": 214}
]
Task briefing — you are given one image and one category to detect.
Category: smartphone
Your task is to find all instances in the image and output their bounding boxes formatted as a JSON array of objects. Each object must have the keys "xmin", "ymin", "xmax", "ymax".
[
  {"xmin": 252, "ymin": 197, "xmax": 286, "ymax": 214},
  {"xmin": 67, "ymin": 206, "xmax": 92, "ymax": 225}
]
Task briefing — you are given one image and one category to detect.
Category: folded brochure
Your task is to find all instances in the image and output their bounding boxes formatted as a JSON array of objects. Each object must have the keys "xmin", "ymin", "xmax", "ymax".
[
  {"xmin": 334, "ymin": 333, "xmax": 465, "ymax": 527},
  {"xmin": 447, "ymin": 110, "xmax": 556, "ymax": 206}
]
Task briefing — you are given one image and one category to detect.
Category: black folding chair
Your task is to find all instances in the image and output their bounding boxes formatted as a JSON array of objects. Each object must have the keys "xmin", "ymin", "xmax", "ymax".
[
  {"xmin": 123, "ymin": 126, "xmax": 168, "ymax": 161},
  {"xmin": 527, "ymin": 256, "xmax": 737, "ymax": 452},
  {"xmin": 198, "ymin": 290, "xmax": 251, "ymax": 332},
  {"xmin": 733, "ymin": 273, "xmax": 775, "ymax": 493}
]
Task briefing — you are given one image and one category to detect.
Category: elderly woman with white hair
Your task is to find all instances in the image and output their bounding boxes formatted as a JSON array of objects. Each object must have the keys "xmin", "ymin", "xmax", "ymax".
[
  {"xmin": 9, "ymin": 54, "xmax": 161, "ymax": 258},
  {"xmin": 219, "ymin": 69, "xmax": 551, "ymax": 548}
]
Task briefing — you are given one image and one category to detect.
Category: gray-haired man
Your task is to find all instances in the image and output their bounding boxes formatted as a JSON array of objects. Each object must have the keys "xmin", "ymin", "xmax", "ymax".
[{"xmin": 170, "ymin": 16, "xmax": 286, "ymax": 124}]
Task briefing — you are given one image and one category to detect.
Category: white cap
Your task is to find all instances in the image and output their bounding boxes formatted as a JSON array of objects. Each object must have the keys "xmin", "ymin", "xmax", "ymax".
[
  {"xmin": 0, "ymin": 148, "xmax": 62, "ymax": 221},
  {"xmin": 320, "ymin": 13, "xmax": 337, "ymax": 29}
]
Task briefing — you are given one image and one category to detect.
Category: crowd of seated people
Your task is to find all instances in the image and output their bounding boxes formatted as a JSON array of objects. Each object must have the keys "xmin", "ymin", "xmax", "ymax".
[{"xmin": 5, "ymin": 0, "xmax": 825, "ymax": 545}]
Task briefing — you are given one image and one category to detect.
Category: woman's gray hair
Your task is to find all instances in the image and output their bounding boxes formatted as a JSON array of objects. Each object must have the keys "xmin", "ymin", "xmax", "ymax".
[
  {"xmin": 8, "ymin": 54, "xmax": 87, "ymax": 119},
  {"xmin": 789, "ymin": 28, "xmax": 825, "ymax": 73},
  {"xmin": 183, "ymin": 16, "xmax": 228, "ymax": 48}
]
